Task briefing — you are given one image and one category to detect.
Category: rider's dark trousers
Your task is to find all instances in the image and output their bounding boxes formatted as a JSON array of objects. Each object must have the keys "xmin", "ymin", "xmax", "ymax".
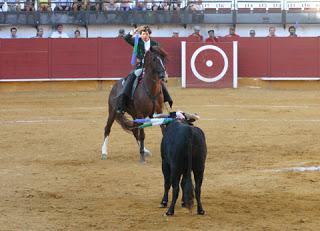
[{"xmin": 122, "ymin": 72, "xmax": 136, "ymax": 98}]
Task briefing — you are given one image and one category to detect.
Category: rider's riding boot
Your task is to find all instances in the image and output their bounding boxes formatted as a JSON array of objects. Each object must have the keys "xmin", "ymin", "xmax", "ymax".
[{"xmin": 116, "ymin": 73, "xmax": 136, "ymax": 114}]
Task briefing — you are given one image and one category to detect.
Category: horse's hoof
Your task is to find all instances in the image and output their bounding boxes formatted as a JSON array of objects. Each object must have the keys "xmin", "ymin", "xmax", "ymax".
[
  {"xmin": 159, "ymin": 202, "xmax": 167, "ymax": 208},
  {"xmin": 144, "ymin": 149, "xmax": 152, "ymax": 157},
  {"xmin": 166, "ymin": 210, "xmax": 174, "ymax": 216},
  {"xmin": 101, "ymin": 154, "xmax": 107, "ymax": 160},
  {"xmin": 139, "ymin": 159, "xmax": 146, "ymax": 164},
  {"xmin": 197, "ymin": 209, "xmax": 205, "ymax": 215},
  {"xmin": 181, "ymin": 202, "xmax": 186, "ymax": 208}
]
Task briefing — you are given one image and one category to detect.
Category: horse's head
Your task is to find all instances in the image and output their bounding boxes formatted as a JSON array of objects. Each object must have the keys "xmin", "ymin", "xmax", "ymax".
[{"xmin": 144, "ymin": 46, "xmax": 168, "ymax": 81}]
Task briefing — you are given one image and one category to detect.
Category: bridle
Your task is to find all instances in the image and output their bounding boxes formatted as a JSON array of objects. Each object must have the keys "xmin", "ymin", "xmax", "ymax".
[
  {"xmin": 142, "ymin": 51, "xmax": 167, "ymax": 83},
  {"xmin": 141, "ymin": 51, "xmax": 167, "ymax": 116}
]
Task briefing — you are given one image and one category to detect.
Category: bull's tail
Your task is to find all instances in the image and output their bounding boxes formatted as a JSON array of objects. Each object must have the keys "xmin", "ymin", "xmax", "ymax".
[
  {"xmin": 183, "ymin": 128, "xmax": 194, "ymax": 210},
  {"xmin": 115, "ymin": 113, "xmax": 136, "ymax": 132}
]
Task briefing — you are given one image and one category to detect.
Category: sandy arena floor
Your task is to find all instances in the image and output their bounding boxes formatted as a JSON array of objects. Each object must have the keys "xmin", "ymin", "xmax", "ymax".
[{"xmin": 1, "ymin": 84, "xmax": 320, "ymax": 231}]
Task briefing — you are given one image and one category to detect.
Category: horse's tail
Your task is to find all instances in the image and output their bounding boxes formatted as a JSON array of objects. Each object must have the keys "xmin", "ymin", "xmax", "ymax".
[
  {"xmin": 183, "ymin": 127, "xmax": 195, "ymax": 210},
  {"xmin": 115, "ymin": 113, "xmax": 136, "ymax": 132}
]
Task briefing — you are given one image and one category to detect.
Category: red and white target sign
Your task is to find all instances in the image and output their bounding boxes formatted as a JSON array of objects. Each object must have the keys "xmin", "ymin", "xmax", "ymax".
[{"xmin": 181, "ymin": 41, "xmax": 238, "ymax": 88}]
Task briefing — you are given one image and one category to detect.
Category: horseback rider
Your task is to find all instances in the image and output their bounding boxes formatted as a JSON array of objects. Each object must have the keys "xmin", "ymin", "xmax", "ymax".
[{"xmin": 116, "ymin": 25, "xmax": 173, "ymax": 114}]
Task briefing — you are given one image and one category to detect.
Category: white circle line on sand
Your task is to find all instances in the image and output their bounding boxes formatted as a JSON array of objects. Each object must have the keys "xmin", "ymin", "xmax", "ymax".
[
  {"xmin": 1, "ymin": 117, "xmax": 320, "ymax": 124},
  {"xmin": 0, "ymin": 107, "xmax": 106, "ymax": 112},
  {"xmin": 0, "ymin": 119, "xmax": 66, "ymax": 124},
  {"xmin": 2, "ymin": 104, "xmax": 320, "ymax": 112},
  {"xmin": 173, "ymin": 104, "xmax": 320, "ymax": 110},
  {"xmin": 202, "ymin": 118, "xmax": 320, "ymax": 123},
  {"xmin": 268, "ymin": 166, "xmax": 320, "ymax": 173},
  {"xmin": 190, "ymin": 104, "xmax": 319, "ymax": 109}
]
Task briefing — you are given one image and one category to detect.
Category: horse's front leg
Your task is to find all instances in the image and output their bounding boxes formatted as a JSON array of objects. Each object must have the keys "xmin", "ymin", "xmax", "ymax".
[
  {"xmin": 102, "ymin": 107, "xmax": 116, "ymax": 160},
  {"xmin": 138, "ymin": 128, "xmax": 146, "ymax": 163},
  {"xmin": 133, "ymin": 128, "xmax": 151, "ymax": 163}
]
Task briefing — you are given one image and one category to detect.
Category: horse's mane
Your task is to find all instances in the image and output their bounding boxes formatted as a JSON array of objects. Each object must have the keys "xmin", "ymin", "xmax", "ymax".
[{"xmin": 149, "ymin": 46, "xmax": 169, "ymax": 61}]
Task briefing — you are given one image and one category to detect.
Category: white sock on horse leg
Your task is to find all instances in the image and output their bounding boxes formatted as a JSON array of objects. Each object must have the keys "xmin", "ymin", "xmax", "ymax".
[
  {"xmin": 137, "ymin": 141, "xmax": 152, "ymax": 156},
  {"xmin": 144, "ymin": 147, "xmax": 152, "ymax": 156},
  {"xmin": 102, "ymin": 136, "xmax": 109, "ymax": 157}
]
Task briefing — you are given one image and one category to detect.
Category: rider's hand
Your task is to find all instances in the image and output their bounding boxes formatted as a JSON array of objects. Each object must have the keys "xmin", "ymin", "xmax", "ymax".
[
  {"xmin": 130, "ymin": 27, "xmax": 139, "ymax": 35},
  {"xmin": 134, "ymin": 27, "xmax": 139, "ymax": 33}
]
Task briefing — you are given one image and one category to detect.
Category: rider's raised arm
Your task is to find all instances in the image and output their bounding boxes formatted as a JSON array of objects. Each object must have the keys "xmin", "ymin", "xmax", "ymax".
[{"xmin": 124, "ymin": 29, "xmax": 137, "ymax": 46}]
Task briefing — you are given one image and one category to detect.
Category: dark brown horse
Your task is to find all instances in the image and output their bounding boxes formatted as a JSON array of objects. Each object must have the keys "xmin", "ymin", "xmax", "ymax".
[{"xmin": 102, "ymin": 46, "xmax": 168, "ymax": 162}]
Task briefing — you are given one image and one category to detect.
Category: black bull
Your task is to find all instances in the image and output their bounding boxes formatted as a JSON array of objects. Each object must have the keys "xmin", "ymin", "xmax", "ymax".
[{"xmin": 160, "ymin": 120, "xmax": 207, "ymax": 216}]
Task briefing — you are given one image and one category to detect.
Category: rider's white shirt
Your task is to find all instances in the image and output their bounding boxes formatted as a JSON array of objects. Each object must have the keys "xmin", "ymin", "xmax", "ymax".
[{"xmin": 144, "ymin": 39, "xmax": 150, "ymax": 52}]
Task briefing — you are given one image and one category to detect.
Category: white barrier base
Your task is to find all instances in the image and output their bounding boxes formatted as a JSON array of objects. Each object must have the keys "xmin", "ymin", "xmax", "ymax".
[
  {"xmin": 262, "ymin": 77, "xmax": 320, "ymax": 81},
  {"xmin": 0, "ymin": 78, "xmax": 122, "ymax": 82}
]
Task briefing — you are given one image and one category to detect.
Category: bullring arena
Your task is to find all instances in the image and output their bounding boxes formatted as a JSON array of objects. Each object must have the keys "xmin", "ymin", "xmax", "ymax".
[{"xmin": 1, "ymin": 78, "xmax": 320, "ymax": 230}]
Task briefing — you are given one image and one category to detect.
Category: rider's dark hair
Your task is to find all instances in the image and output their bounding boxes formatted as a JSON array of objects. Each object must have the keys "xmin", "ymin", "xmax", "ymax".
[{"xmin": 140, "ymin": 25, "xmax": 152, "ymax": 35}]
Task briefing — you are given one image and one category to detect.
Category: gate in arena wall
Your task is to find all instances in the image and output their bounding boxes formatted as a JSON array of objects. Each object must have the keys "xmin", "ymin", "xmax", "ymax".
[{"xmin": 181, "ymin": 41, "xmax": 238, "ymax": 88}]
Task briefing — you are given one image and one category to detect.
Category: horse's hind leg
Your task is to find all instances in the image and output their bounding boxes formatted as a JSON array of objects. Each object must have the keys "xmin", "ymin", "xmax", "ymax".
[{"xmin": 101, "ymin": 110, "xmax": 116, "ymax": 160}]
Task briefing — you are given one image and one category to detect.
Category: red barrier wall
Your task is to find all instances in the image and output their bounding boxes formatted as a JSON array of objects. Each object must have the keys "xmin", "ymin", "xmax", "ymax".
[
  {"xmin": 99, "ymin": 38, "xmax": 132, "ymax": 78},
  {"xmin": 220, "ymin": 37, "xmax": 320, "ymax": 78},
  {"xmin": 237, "ymin": 38, "xmax": 270, "ymax": 77},
  {"xmin": 0, "ymin": 39, "xmax": 49, "ymax": 79},
  {"xmin": 1, "ymin": 37, "xmax": 320, "ymax": 80},
  {"xmin": 51, "ymin": 38, "xmax": 99, "ymax": 78},
  {"xmin": 269, "ymin": 38, "xmax": 319, "ymax": 77}
]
